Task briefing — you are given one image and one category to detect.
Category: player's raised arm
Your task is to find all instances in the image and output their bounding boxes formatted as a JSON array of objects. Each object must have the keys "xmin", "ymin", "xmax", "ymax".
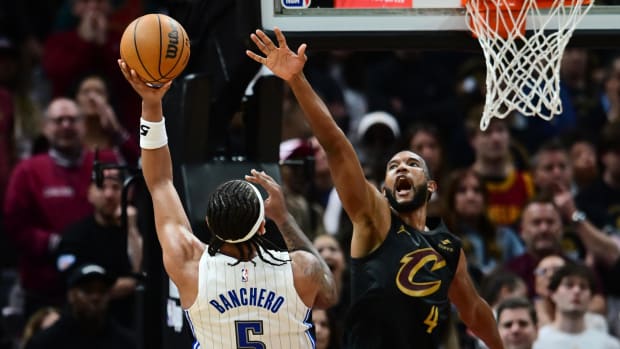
[
  {"xmin": 246, "ymin": 170, "xmax": 338, "ymax": 309},
  {"xmin": 118, "ymin": 60, "xmax": 204, "ymax": 300},
  {"xmin": 246, "ymin": 28, "xmax": 384, "ymax": 229}
]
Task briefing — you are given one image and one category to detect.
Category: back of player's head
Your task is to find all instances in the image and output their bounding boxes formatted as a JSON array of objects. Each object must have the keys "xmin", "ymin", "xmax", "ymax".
[{"xmin": 206, "ymin": 180, "xmax": 263, "ymax": 245}]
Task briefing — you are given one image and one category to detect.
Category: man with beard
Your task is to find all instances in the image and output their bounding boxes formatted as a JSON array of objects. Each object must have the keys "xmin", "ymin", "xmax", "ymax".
[
  {"xmin": 246, "ymin": 28, "xmax": 503, "ymax": 349},
  {"xmin": 3, "ymin": 98, "xmax": 116, "ymax": 319},
  {"xmin": 56, "ymin": 168, "xmax": 142, "ymax": 329},
  {"xmin": 505, "ymin": 198, "xmax": 605, "ymax": 301}
]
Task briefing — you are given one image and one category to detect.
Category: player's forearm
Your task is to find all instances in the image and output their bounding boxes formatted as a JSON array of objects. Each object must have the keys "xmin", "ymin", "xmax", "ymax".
[
  {"xmin": 277, "ymin": 212, "xmax": 318, "ymax": 253},
  {"xmin": 287, "ymin": 73, "xmax": 349, "ymax": 155},
  {"xmin": 140, "ymin": 99, "xmax": 173, "ymax": 190},
  {"xmin": 277, "ymin": 214, "xmax": 334, "ymax": 284},
  {"xmin": 465, "ymin": 300, "xmax": 504, "ymax": 349},
  {"xmin": 278, "ymin": 214, "xmax": 338, "ymax": 307}
]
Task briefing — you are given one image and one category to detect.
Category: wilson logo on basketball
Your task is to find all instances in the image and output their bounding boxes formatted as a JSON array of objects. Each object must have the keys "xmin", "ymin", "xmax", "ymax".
[{"xmin": 166, "ymin": 19, "xmax": 179, "ymax": 59}]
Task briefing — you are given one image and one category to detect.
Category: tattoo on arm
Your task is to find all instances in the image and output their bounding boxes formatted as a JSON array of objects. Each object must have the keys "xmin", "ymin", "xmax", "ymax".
[
  {"xmin": 278, "ymin": 216, "xmax": 313, "ymax": 253},
  {"xmin": 277, "ymin": 215, "xmax": 336, "ymax": 303}
]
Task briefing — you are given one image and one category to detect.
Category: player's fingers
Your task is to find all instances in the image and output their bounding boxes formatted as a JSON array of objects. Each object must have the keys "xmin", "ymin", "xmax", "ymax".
[
  {"xmin": 256, "ymin": 30, "xmax": 276, "ymax": 50},
  {"xmin": 274, "ymin": 27, "xmax": 287, "ymax": 49},
  {"xmin": 297, "ymin": 43, "xmax": 307, "ymax": 58},
  {"xmin": 117, "ymin": 59, "xmax": 130, "ymax": 76},
  {"xmin": 160, "ymin": 80, "xmax": 173, "ymax": 92},
  {"xmin": 245, "ymin": 50, "xmax": 266, "ymax": 64},
  {"xmin": 250, "ymin": 34, "xmax": 269, "ymax": 56}
]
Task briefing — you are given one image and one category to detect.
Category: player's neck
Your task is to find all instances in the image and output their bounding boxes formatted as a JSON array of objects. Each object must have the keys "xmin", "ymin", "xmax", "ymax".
[
  {"xmin": 395, "ymin": 206, "xmax": 428, "ymax": 232},
  {"xmin": 219, "ymin": 243, "xmax": 257, "ymax": 261}
]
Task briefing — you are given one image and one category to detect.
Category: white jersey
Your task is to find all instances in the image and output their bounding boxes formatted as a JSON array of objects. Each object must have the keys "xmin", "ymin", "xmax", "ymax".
[{"xmin": 185, "ymin": 247, "xmax": 314, "ymax": 349}]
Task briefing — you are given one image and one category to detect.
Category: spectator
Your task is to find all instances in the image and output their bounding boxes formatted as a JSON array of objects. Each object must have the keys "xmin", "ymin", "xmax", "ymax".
[
  {"xmin": 600, "ymin": 55, "xmax": 620, "ymax": 124},
  {"xmin": 576, "ymin": 123, "xmax": 620, "ymax": 233},
  {"xmin": 533, "ymin": 264, "xmax": 620, "ymax": 349},
  {"xmin": 558, "ymin": 48, "xmax": 605, "ymax": 137},
  {"xmin": 24, "ymin": 263, "xmax": 135, "ymax": 349},
  {"xmin": 42, "ymin": 0, "xmax": 140, "ymax": 136},
  {"xmin": 568, "ymin": 137, "xmax": 598, "ymax": 192},
  {"xmin": 3, "ymin": 97, "xmax": 116, "ymax": 319},
  {"xmin": 279, "ymin": 138, "xmax": 326, "ymax": 241},
  {"xmin": 313, "ymin": 234, "xmax": 349, "ymax": 329},
  {"xmin": 73, "ymin": 74, "xmax": 139, "ymax": 166},
  {"xmin": 531, "ymin": 139, "xmax": 574, "ymax": 197},
  {"xmin": 313, "ymin": 308, "xmax": 340, "ymax": 349},
  {"xmin": 401, "ymin": 122, "xmax": 448, "ymax": 217},
  {"xmin": 467, "ymin": 115, "xmax": 535, "ymax": 228},
  {"xmin": 532, "ymin": 254, "xmax": 608, "ymax": 331},
  {"xmin": 480, "ymin": 270, "xmax": 528, "ymax": 312},
  {"xmin": 0, "ymin": 31, "xmax": 44, "ymax": 161},
  {"xmin": 496, "ymin": 297, "xmax": 538, "ymax": 349},
  {"xmin": 530, "ymin": 139, "xmax": 591, "ymax": 260},
  {"xmin": 55, "ymin": 167, "xmax": 142, "ymax": 329},
  {"xmin": 20, "ymin": 307, "xmax": 60, "ymax": 349},
  {"xmin": 441, "ymin": 168, "xmax": 524, "ymax": 276},
  {"xmin": 354, "ymin": 111, "xmax": 400, "ymax": 185},
  {"xmin": 504, "ymin": 197, "xmax": 606, "ymax": 317}
]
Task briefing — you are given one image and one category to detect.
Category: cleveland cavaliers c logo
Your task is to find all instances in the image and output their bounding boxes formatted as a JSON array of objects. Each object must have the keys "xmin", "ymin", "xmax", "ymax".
[{"xmin": 396, "ymin": 248, "xmax": 447, "ymax": 297}]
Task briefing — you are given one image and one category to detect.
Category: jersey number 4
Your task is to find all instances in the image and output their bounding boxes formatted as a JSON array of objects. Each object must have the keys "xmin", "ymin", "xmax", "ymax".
[
  {"xmin": 235, "ymin": 320, "xmax": 266, "ymax": 349},
  {"xmin": 424, "ymin": 305, "xmax": 439, "ymax": 334}
]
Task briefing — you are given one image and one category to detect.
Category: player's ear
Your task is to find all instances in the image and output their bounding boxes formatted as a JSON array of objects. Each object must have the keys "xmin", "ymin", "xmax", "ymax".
[
  {"xmin": 427, "ymin": 180, "xmax": 437, "ymax": 194},
  {"xmin": 258, "ymin": 220, "xmax": 267, "ymax": 236}
]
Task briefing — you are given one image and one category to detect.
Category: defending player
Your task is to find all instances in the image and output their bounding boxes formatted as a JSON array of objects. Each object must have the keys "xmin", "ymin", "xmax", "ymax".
[{"xmin": 246, "ymin": 28, "xmax": 503, "ymax": 349}]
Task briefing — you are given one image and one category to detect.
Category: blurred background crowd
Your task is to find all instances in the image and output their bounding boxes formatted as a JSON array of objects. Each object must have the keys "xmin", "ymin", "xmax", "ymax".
[{"xmin": 2, "ymin": 0, "xmax": 620, "ymax": 348}]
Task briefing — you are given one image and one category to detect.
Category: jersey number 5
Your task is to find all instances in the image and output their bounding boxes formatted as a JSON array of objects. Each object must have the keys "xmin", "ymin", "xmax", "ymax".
[
  {"xmin": 235, "ymin": 320, "xmax": 266, "ymax": 349},
  {"xmin": 424, "ymin": 305, "xmax": 439, "ymax": 334}
]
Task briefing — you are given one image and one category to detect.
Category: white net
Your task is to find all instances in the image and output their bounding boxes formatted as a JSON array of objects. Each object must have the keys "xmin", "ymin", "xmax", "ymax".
[{"xmin": 464, "ymin": 0, "xmax": 594, "ymax": 130}]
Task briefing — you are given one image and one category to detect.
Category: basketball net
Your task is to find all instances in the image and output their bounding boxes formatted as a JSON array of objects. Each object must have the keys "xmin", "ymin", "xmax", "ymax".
[{"xmin": 464, "ymin": 0, "xmax": 594, "ymax": 130}]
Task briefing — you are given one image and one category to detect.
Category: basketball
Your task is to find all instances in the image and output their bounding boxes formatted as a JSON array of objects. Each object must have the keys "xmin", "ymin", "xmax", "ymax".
[{"xmin": 120, "ymin": 13, "xmax": 190, "ymax": 86}]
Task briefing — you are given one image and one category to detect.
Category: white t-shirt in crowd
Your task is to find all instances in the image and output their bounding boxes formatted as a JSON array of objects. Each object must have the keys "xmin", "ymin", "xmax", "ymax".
[{"xmin": 534, "ymin": 324, "xmax": 620, "ymax": 349}]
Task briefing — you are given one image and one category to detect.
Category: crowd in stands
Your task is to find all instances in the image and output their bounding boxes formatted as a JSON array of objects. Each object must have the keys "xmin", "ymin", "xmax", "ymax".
[{"xmin": 2, "ymin": 0, "xmax": 620, "ymax": 348}]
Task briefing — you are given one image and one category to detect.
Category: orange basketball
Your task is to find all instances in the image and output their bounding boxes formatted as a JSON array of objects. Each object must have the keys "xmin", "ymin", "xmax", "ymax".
[{"xmin": 120, "ymin": 13, "xmax": 190, "ymax": 86}]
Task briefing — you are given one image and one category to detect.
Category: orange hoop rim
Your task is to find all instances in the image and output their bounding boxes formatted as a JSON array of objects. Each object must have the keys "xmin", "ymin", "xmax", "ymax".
[{"xmin": 461, "ymin": 0, "xmax": 593, "ymax": 10}]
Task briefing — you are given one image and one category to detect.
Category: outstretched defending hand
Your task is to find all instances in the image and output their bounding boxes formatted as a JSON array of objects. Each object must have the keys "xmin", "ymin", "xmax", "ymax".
[
  {"xmin": 117, "ymin": 59, "xmax": 172, "ymax": 102},
  {"xmin": 245, "ymin": 169, "xmax": 288, "ymax": 226},
  {"xmin": 246, "ymin": 27, "xmax": 307, "ymax": 81}
]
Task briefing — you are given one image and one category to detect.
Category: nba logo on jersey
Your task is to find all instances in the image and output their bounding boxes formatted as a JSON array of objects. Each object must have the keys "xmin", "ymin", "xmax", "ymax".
[
  {"xmin": 281, "ymin": 0, "xmax": 311, "ymax": 9},
  {"xmin": 241, "ymin": 268, "xmax": 249, "ymax": 282}
]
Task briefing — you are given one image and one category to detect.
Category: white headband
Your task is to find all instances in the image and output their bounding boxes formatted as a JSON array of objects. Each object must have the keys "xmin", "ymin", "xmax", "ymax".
[{"xmin": 217, "ymin": 183, "xmax": 264, "ymax": 244}]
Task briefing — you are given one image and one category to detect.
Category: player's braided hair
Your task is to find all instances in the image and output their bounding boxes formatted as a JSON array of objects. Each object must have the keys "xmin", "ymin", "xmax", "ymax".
[{"xmin": 206, "ymin": 180, "xmax": 288, "ymax": 266}]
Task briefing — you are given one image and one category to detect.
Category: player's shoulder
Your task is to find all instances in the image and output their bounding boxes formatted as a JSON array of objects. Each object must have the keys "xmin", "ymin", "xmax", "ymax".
[{"xmin": 426, "ymin": 218, "xmax": 461, "ymax": 244}]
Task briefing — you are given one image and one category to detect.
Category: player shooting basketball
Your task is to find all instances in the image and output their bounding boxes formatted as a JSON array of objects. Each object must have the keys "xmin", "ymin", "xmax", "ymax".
[
  {"xmin": 246, "ymin": 28, "xmax": 504, "ymax": 349},
  {"xmin": 117, "ymin": 59, "xmax": 337, "ymax": 349}
]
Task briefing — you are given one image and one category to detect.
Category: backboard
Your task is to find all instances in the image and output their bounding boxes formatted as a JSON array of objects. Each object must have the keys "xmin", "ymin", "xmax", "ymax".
[{"xmin": 259, "ymin": 0, "xmax": 620, "ymax": 50}]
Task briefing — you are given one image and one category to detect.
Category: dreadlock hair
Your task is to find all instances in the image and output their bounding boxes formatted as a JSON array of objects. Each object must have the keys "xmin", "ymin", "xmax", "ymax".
[{"xmin": 206, "ymin": 180, "xmax": 289, "ymax": 266}]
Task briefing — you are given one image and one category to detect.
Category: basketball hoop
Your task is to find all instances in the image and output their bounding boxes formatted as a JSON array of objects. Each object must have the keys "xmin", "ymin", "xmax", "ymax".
[{"xmin": 463, "ymin": 0, "xmax": 594, "ymax": 130}]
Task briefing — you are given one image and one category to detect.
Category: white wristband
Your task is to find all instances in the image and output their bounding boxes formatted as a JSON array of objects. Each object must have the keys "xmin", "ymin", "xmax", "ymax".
[{"xmin": 140, "ymin": 117, "xmax": 168, "ymax": 149}]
